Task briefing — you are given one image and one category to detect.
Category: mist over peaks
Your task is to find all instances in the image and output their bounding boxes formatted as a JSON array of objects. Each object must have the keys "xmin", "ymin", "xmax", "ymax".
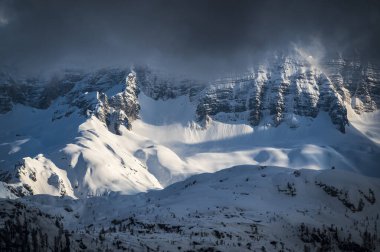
[{"xmin": 0, "ymin": 0, "xmax": 379, "ymax": 78}]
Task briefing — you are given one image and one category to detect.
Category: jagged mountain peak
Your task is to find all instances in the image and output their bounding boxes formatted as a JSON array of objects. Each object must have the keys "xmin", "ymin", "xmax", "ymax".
[{"xmin": 0, "ymin": 53, "xmax": 378, "ymax": 133}]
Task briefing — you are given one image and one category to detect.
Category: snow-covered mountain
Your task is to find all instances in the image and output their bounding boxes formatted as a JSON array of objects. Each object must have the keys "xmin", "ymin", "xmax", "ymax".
[
  {"xmin": 0, "ymin": 49, "xmax": 379, "ymax": 198},
  {"xmin": 0, "ymin": 49, "xmax": 379, "ymax": 250}
]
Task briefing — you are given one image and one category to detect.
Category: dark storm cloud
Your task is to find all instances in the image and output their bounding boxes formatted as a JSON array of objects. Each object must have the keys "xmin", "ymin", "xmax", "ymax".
[{"xmin": 0, "ymin": 0, "xmax": 379, "ymax": 78}]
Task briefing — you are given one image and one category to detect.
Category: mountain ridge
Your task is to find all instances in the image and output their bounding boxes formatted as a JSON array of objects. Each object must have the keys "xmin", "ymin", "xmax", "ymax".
[
  {"xmin": 1, "ymin": 51, "xmax": 379, "ymax": 133},
  {"xmin": 0, "ymin": 50, "xmax": 379, "ymax": 199}
]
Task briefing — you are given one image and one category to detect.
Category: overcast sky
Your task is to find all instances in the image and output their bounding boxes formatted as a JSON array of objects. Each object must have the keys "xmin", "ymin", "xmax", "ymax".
[{"xmin": 0, "ymin": 0, "xmax": 379, "ymax": 77}]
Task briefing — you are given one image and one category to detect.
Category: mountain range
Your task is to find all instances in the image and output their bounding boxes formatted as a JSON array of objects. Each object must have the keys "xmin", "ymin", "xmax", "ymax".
[{"xmin": 0, "ymin": 49, "xmax": 379, "ymax": 251}]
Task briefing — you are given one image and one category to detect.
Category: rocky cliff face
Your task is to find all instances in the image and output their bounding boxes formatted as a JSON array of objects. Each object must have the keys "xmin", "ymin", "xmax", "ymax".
[
  {"xmin": 95, "ymin": 71, "xmax": 140, "ymax": 134},
  {"xmin": 0, "ymin": 52, "xmax": 379, "ymax": 134},
  {"xmin": 194, "ymin": 55, "xmax": 350, "ymax": 132},
  {"xmin": 0, "ymin": 71, "xmax": 79, "ymax": 113},
  {"xmin": 0, "ymin": 68, "xmax": 139, "ymax": 132},
  {"xmin": 132, "ymin": 53, "xmax": 378, "ymax": 133},
  {"xmin": 324, "ymin": 55, "xmax": 380, "ymax": 114},
  {"xmin": 134, "ymin": 66, "xmax": 203, "ymax": 101}
]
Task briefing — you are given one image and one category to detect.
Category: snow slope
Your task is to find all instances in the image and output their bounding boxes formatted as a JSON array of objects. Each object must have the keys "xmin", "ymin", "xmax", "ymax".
[
  {"xmin": 132, "ymin": 93, "xmax": 380, "ymax": 182},
  {"xmin": 2, "ymin": 165, "xmax": 379, "ymax": 251},
  {"xmin": 0, "ymin": 102, "xmax": 162, "ymax": 197},
  {"xmin": 349, "ymin": 109, "xmax": 380, "ymax": 145}
]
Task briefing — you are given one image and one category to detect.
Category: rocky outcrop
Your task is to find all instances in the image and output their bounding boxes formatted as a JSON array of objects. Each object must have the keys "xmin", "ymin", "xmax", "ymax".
[
  {"xmin": 95, "ymin": 72, "xmax": 140, "ymax": 134},
  {"xmin": 0, "ymin": 155, "xmax": 74, "ymax": 198},
  {"xmin": 318, "ymin": 76, "xmax": 348, "ymax": 132}
]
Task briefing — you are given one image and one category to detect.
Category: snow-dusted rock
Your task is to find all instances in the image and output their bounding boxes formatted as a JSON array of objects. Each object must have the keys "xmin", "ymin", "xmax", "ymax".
[{"xmin": 194, "ymin": 53, "xmax": 350, "ymax": 132}]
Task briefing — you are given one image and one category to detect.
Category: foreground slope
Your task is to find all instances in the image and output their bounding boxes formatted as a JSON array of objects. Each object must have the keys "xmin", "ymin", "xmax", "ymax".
[{"xmin": 1, "ymin": 165, "xmax": 379, "ymax": 251}]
